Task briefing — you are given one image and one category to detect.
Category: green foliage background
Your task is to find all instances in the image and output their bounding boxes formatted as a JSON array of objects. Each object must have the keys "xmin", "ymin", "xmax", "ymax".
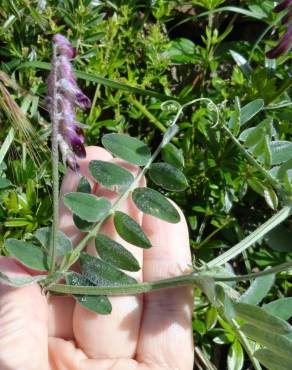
[{"xmin": 0, "ymin": 0, "xmax": 291, "ymax": 369}]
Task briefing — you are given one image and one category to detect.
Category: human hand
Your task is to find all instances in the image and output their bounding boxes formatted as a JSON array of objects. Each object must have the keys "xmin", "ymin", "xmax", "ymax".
[{"xmin": 0, "ymin": 146, "xmax": 194, "ymax": 370}]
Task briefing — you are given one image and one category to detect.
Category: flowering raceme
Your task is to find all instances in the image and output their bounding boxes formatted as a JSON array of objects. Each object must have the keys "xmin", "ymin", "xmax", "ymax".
[
  {"xmin": 266, "ymin": 0, "xmax": 292, "ymax": 58},
  {"xmin": 47, "ymin": 34, "xmax": 91, "ymax": 171}
]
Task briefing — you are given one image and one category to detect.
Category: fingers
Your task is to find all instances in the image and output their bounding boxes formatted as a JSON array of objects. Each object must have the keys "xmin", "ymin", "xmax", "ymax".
[
  {"xmin": 73, "ymin": 157, "xmax": 146, "ymax": 359},
  {"xmin": 0, "ymin": 257, "xmax": 48, "ymax": 370},
  {"xmin": 136, "ymin": 204, "xmax": 194, "ymax": 370},
  {"xmin": 59, "ymin": 146, "xmax": 113, "ymax": 246},
  {"xmin": 48, "ymin": 146, "xmax": 113, "ymax": 340}
]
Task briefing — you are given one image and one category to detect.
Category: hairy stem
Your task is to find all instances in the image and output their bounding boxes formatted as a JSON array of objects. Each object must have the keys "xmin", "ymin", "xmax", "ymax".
[
  {"xmin": 49, "ymin": 44, "xmax": 59, "ymax": 274},
  {"xmin": 46, "ymin": 259, "xmax": 292, "ymax": 296}
]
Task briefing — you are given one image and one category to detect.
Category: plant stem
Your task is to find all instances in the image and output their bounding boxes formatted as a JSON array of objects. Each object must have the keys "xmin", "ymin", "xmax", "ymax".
[
  {"xmin": 207, "ymin": 205, "xmax": 291, "ymax": 268},
  {"xmin": 46, "ymin": 259, "xmax": 292, "ymax": 296},
  {"xmin": 230, "ymin": 319, "xmax": 262, "ymax": 370},
  {"xmin": 49, "ymin": 44, "xmax": 59, "ymax": 274}
]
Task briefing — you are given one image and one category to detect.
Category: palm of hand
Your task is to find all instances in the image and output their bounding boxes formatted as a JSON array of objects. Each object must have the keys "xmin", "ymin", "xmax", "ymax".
[{"xmin": 0, "ymin": 147, "xmax": 193, "ymax": 370}]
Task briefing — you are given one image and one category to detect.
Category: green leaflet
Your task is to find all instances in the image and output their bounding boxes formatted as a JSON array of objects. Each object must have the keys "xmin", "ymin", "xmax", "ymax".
[
  {"xmin": 132, "ymin": 187, "xmax": 180, "ymax": 223},
  {"xmin": 0, "ymin": 271, "xmax": 47, "ymax": 287},
  {"xmin": 240, "ymin": 99, "xmax": 264, "ymax": 125},
  {"xmin": 34, "ymin": 227, "xmax": 72, "ymax": 256},
  {"xmin": 149, "ymin": 162, "xmax": 188, "ymax": 191},
  {"xmin": 263, "ymin": 298, "xmax": 292, "ymax": 321},
  {"xmin": 102, "ymin": 134, "xmax": 151, "ymax": 166},
  {"xmin": 79, "ymin": 252, "xmax": 137, "ymax": 286},
  {"xmin": 95, "ymin": 234, "xmax": 140, "ymax": 271},
  {"xmin": 161, "ymin": 143, "xmax": 184, "ymax": 169},
  {"xmin": 113, "ymin": 211, "xmax": 151, "ymax": 248},
  {"xmin": 234, "ymin": 302, "xmax": 292, "ymax": 335},
  {"xmin": 5, "ymin": 239, "xmax": 49, "ymax": 271},
  {"xmin": 63, "ymin": 192, "xmax": 111, "ymax": 222},
  {"xmin": 89, "ymin": 160, "xmax": 134, "ymax": 191},
  {"xmin": 238, "ymin": 271, "xmax": 275, "ymax": 305}
]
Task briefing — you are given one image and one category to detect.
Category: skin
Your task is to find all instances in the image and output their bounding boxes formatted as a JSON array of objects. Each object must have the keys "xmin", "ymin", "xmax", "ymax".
[{"xmin": 0, "ymin": 146, "xmax": 194, "ymax": 370}]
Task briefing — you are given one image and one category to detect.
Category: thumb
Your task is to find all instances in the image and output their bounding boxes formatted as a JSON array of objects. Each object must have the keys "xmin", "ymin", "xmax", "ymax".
[{"xmin": 0, "ymin": 257, "xmax": 48, "ymax": 370}]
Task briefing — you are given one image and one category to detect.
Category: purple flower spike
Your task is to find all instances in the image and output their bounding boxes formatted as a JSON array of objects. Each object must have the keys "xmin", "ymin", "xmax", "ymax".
[
  {"xmin": 266, "ymin": 26, "xmax": 292, "ymax": 58},
  {"xmin": 48, "ymin": 35, "xmax": 91, "ymax": 171},
  {"xmin": 274, "ymin": 0, "xmax": 292, "ymax": 13},
  {"xmin": 53, "ymin": 34, "xmax": 76, "ymax": 59}
]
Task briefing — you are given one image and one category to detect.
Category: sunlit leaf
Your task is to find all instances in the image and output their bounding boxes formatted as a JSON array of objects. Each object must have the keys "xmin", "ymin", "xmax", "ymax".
[
  {"xmin": 5, "ymin": 239, "xmax": 48, "ymax": 271},
  {"xmin": 63, "ymin": 192, "xmax": 111, "ymax": 222},
  {"xmin": 242, "ymin": 324, "xmax": 292, "ymax": 361},
  {"xmin": 238, "ymin": 271, "xmax": 275, "ymax": 305},
  {"xmin": 205, "ymin": 306, "xmax": 218, "ymax": 330},
  {"xmin": 270, "ymin": 141, "xmax": 292, "ymax": 165},
  {"xmin": 277, "ymin": 158, "xmax": 292, "ymax": 182},
  {"xmin": 102, "ymin": 134, "xmax": 151, "ymax": 165},
  {"xmin": 263, "ymin": 298, "xmax": 292, "ymax": 321},
  {"xmin": 265, "ymin": 225, "xmax": 292, "ymax": 253},
  {"xmin": 165, "ymin": 38, "xmax": 196, "ymax": 63},
  {"xmin": 234, "ymin": 302, "xmax": 292, "ymax": 335},
  {"xmin": 227, "ymin": 341, "xmax": 244, "ymax": 370},
  {"xmin": 247, "ymin": 178, "xmax": 278, "ymax": 210},
  {"xmin": 149, "ymin": 162, "xmax": 188, "ymax": 191},
  {"xmin": 0, "ymin": 177, "xmax": 11, "ymax": 189},
  {"xmin": 113, "ymin": 211, "xmax": 151, "ymax": 248},
  {"xmin": 240, "ymin": 99, "xmax": 264, "ymax": 126},
  {"xmin": 132, "ymin": 187, "xmax": 180, "ymax": 223},
  {"xmin": 95, "ymin": 234, "xmax": 140, "ymax": 271},
  {"xmin": 255, "ymin": 348, "xmax": 291, "ymax": 370},
  {"xmin": 230, "ymin": 50, "xmax": 252, "ymax": 79}
]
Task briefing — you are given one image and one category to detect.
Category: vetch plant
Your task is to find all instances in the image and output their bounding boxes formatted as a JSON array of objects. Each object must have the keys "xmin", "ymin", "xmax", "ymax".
[{"xmin": 1, "ymin": 34, "xmax": 292, "ymax": 370}]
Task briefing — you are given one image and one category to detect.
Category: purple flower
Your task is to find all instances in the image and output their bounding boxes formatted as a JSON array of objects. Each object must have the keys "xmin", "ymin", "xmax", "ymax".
[
  {"xmin": 53, "ymin": 34, "xmax": 76, "ymax": 59},
  {"xmin": 47, "ymin": 34, "xmax": 91, "ymax": 171},
  {"xmin": 266, "ymin": 0, "xmax": 292, "ymax": 58},
  {"xmin": 58, "ymin": 134, "xmax": 80, "ymax": 172},
  {"xmin": 59, "ymin": 99, "xmax": 86, "ymax": 159},
  {"xmin": 58, "ymin": 79, "xmax": 91, "ymax": 109}
]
